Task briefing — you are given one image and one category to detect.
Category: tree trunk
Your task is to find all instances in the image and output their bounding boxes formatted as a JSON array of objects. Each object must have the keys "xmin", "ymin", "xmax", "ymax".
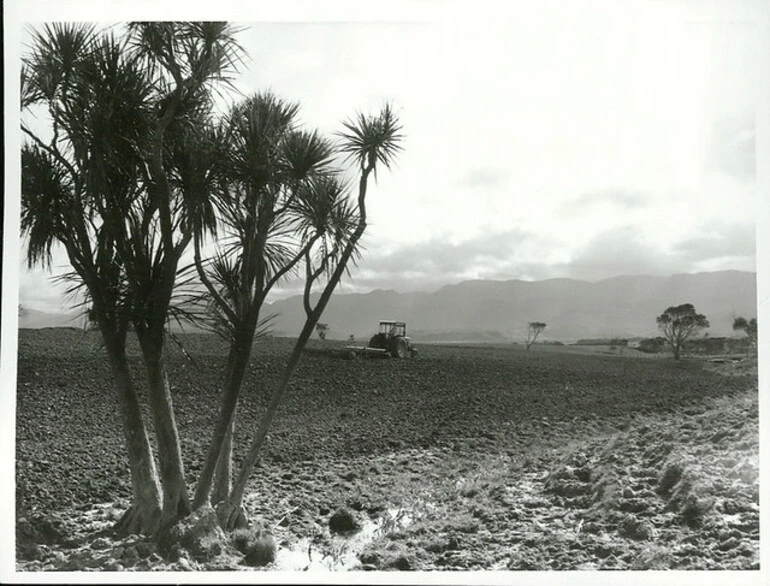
[
  {"xmin": 102, "ymin": 336, "xmax": 162, "ymax": 535},
  {"xmin": 192, "ymin": 338, "xmax": 252, "ymax": 508},
  {"xmin": 222, "ymin": 166, "xmax": 374, "ymax": 527},
  {"xmin": 222, "ymin": 312, "xmax": 319, "ymax": 530},
  {"xmin": 211, "ymin": 416, "xmax": 234, "ymax": 505},
  {"xmin": 138, "ymin": 331, "xmax": 192, "ymax": 521}
]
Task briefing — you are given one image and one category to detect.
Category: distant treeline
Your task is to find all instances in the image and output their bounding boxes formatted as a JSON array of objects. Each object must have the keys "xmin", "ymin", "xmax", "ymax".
[
  {"xmin": 575, "ymin": 338, "xmax": 630, "ymax": 346},
  {"xmin": 572, "ymin": 336, "xmax": 751, "ymax": 356},
  {"xmin": 636, "ymin": 336, "xmax": 750, "ymax": 355}
]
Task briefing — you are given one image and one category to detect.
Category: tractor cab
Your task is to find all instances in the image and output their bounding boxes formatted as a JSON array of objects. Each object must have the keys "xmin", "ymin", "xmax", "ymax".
[{"xmin": 379, "ymin": 320, "xmax": 406, "ymax": 337}]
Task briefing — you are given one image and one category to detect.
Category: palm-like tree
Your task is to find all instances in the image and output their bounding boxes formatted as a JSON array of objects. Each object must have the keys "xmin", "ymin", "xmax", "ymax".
[
  {"xmin": 217, "ymin": 104, "xmax": 403, "ymax": 529},
  {"xmin": 22, "ymin": 23, "xmax": 163, "ymax": 533},
  {"xmin": 190, "ymin": 92, "xmax": 340, "ymax": 508},
  {"xmin": 120, "ymin": 22, "xmax": 245, "ymax": 522},
  {"xmin": 21, "ymin": 21, "xmax": 245, "ymax": 531},
  {"xmin": 22, "ymin": 20, "xmax": 405, "ymax": 539}
]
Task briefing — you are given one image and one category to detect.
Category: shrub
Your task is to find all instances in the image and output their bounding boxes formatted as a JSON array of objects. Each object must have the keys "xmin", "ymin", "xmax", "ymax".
[
  {"xmin": 329, "ymin": 508, "xmax": 361, "ymax": 533},
  {"xmin": 157, "ymin": 505, "xmax": 227, "ymax": 561},
  {"xmin": 230, "ymin": 526, "xmax": 276, "ymax": 567},
  {"xmin": 638, "ymin": 337, "xmax": 666, "ymax": 353},
  {"xmin": 230, "ymin": 528, "xmax": 253, "ymax": 554}
]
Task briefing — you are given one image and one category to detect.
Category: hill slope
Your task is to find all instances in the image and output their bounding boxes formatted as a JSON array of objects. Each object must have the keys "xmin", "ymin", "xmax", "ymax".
[
  {"xmin": 264, "ymin": 271, "xmax": 756, "ymax": 341},
  {"xmin": 18, "ymin": 271, "xmax": 756, "ymax": 342}
]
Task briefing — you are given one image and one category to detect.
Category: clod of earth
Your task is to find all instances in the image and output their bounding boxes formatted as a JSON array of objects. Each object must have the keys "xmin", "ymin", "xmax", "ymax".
[
  {"xmin": 329, "ymin": 508, "xmax": 361, "ymax": 534},
  {"xmin": 657, "ymin": 461, "xmax": 686, "ymax": 495},
  {"xmin": 617, "ymin": 516, "xmax": 655, "ymax": 541}
]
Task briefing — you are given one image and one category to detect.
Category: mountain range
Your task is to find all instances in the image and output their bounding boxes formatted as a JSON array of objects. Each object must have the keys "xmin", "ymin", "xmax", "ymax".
[{"xmin": 18, "ymin": 271, "xmax": 757, "ymax": 343}]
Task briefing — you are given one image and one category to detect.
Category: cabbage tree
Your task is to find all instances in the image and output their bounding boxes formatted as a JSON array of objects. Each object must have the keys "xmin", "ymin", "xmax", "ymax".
[
  {"xmin": 190, "ymin": 93, "xmax": 340, "ymax": 508},
  {"xmin": 21, "ymin": 21, "xmax": 245, "ymax": 531},
  {"xmin": 217, "ymin": 104, "xmax": 403, "ymax": 529}
]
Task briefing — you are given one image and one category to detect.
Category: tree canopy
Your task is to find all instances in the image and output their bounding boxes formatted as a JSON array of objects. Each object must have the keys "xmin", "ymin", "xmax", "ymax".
[
  {"xmin": 525, "ymin": 322, "xmax": 547, "ymax": 350},
  {"xmin": 656, "ymin": 303, "xmax": 709, "ymax": 360},
  {"xmin": 733, "ymin": 316, "xmax": 758, "ymax": 356}
]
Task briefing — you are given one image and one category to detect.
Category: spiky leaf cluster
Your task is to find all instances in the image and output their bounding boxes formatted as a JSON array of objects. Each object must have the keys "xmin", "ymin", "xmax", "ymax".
[
  {"xmin": 193, "ymin": 92, "xmax": 358, "ymax": 340},
  {"xmin": 21, "ymin": 22, "xmax": 246, "ymax": 334},
  {"xmin": 337, "ymin": 103, "xmax": 404, "ymax": 175}
]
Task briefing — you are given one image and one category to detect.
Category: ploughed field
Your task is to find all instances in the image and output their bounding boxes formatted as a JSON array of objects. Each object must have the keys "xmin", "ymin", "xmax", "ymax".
[{"xmin": 16, "ymin": 328, "xmax": 759, "ymax": 571}]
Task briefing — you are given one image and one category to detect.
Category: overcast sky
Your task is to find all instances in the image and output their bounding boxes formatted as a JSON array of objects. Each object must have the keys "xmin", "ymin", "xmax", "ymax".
[{"xmin": 9, "ymin": 0, "xmax": 764, "ymax": 312}]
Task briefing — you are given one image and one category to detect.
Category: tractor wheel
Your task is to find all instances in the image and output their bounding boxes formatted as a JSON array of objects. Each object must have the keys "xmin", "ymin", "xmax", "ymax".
[
  {"xmin": 393, "ymin": 338, "xmax": 408, "ymax": 358},
  {"xmin": 369, "ymin": 334, "xmax": 385, "ymax": 349}
]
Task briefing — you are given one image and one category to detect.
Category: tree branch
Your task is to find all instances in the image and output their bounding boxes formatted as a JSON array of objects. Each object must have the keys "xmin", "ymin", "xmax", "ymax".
[
  {"xmin": 302, "ymin": 249, "xmax": 314, "ymax": 318},
  {"xmin": 262, "ymin": 233, "xmax": 321, "ymax": 299},
  {"xmin": 21, "ymin": 125, "xmax": 78, "ymax": 186},
  {"xmin": 194, "ymin": 235, "xmax": 238, "ymax": 325}
]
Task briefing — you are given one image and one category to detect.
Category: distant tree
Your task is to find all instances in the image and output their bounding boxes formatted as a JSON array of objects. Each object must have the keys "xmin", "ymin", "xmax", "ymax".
[
  {"xmin": 656, "ymin": 304, "xmax": 709, "ymax": 360},
  {"xmin": 82, "ymin": 305, "xmax": 98, "ymax": 331},
  {"xmin": 315, "ymin": 323, "xmax": 329, "ymax": 341},
  {"xmin": 525, "ymin": 322, "xmax": 546, "ymax": 350},
  {"xmin": 733, "ymin": 316, "xmax": 758, "ymax": 356}
]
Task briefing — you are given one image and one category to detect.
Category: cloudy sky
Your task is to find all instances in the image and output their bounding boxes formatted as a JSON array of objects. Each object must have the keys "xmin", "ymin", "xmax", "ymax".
[{"xmin": 9, "ymin": 0, "xmax": 764, "ymax": 312}]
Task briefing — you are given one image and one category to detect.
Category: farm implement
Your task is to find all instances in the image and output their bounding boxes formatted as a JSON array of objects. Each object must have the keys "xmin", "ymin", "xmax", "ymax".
[{"xmin": 345, "ymin": 320, "xmax": 418, "ymax": 359}]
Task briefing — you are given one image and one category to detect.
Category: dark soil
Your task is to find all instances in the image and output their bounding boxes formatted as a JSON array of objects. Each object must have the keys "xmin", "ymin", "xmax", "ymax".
[{"xmin": 15, "ymin": 329, "xmax": 759, "ymax": 571}]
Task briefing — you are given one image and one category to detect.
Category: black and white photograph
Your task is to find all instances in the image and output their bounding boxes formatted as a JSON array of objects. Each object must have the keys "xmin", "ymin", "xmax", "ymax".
[{"xmin": 2, "ymin": 0, "xmax": 768, "ymax": 582}]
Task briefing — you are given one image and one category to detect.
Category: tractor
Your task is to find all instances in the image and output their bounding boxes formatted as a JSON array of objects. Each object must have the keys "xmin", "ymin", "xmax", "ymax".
[{"xmin": 368, "ymin": 320, "xmax": 417, "ymax": 358}]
